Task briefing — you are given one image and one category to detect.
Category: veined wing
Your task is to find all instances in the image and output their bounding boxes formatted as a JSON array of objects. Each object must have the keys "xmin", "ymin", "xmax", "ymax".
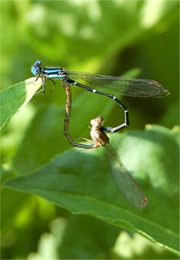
[
  {"xmin": 106, "ymin": 144, "xmax": 148, "ymax": 209},
  {"xmin": 67, "ymin": 70, "xmax": 170, "ymax": 98}
]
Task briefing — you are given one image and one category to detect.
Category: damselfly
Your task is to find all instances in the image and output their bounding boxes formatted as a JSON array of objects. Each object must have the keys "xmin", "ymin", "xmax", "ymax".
[
  {"xmin": 31, "ymin": 60, "xmax": 170, "ymax": 148},
  {"xmin": 89, "ymin": 116, "xmax": 148, "ymax": 209}
]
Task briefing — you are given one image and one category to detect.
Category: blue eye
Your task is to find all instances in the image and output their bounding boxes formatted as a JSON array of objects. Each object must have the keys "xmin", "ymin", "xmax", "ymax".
[
  {"xmin": 35, "ymin": 60, "xmax": 42, "ymax": 66},
  {"xmin": 31, "ymin": 66, "xmax": 40, "ymax": 75}
]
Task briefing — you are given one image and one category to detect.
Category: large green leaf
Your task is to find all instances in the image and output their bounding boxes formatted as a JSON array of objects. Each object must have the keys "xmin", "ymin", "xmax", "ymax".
[
  {"xmin": 4, "ymin": 125, "xmax": 179, "ymax": 254},
  {"xmin": 0, "ymin": 78, "xmax": 42, "ymax": 131}
]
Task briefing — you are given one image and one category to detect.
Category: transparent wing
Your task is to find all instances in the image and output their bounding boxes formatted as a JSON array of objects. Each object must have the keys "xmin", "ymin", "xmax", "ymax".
[
  {"xmin": 67, "ymin": 70, "xmax": 170, "ymax": 98},
  {"xmin": 106, "ymin": 145, "xmax": 148, "ymax": 209}
]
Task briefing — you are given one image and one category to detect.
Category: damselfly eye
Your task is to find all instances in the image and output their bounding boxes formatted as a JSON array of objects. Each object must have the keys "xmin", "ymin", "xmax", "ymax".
[
  {"xmin": 35, "ymin": 60, "xmax": 42, "ymax": 66},
  {"xmin": 31, "ymin": 66, "xmax": 40, "ymax": 75}
]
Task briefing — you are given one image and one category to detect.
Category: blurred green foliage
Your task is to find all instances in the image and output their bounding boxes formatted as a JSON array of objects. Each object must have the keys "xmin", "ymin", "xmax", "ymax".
[{"xmin": 0, "ymin": 0, "xmax": 179, "ymax": 259}]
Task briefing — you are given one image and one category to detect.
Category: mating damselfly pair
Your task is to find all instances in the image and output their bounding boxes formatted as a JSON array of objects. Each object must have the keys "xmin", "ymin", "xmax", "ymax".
[
  {"xmin": 31, "ymin": 60, "xmax": 170, "ymax": 208},
  {"xmin": 31, "ymin": 60, "xmax": 170, "ymax": 135}
]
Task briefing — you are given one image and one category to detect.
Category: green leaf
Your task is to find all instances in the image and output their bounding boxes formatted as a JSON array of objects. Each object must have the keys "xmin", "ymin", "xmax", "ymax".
[
  {"xmin": 0, "ymin": 78, "xmax": 42, "ymax": 131},
  {"xmin": 4, "ymin": 125, "xmax": 179, "ymax": 255}
]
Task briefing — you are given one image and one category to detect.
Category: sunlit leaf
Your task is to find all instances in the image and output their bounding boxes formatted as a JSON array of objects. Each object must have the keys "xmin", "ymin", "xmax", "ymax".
[
  {"xmin": 0, "ymin": 78, "xmax": 42, "ymax": 131},
  {"xmin": 4, "ymin": 126, "xmax": 179, "ymax": 255}
]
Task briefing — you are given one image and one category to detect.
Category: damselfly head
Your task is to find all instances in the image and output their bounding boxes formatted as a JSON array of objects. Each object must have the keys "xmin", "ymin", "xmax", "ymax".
[
  {"xmin": 31, "ymin": 60, "xmax": 42, "ymax": 75},
  {"xmin": 90, "ymin": 116, "xmax": 104, "ymax": 129}
]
